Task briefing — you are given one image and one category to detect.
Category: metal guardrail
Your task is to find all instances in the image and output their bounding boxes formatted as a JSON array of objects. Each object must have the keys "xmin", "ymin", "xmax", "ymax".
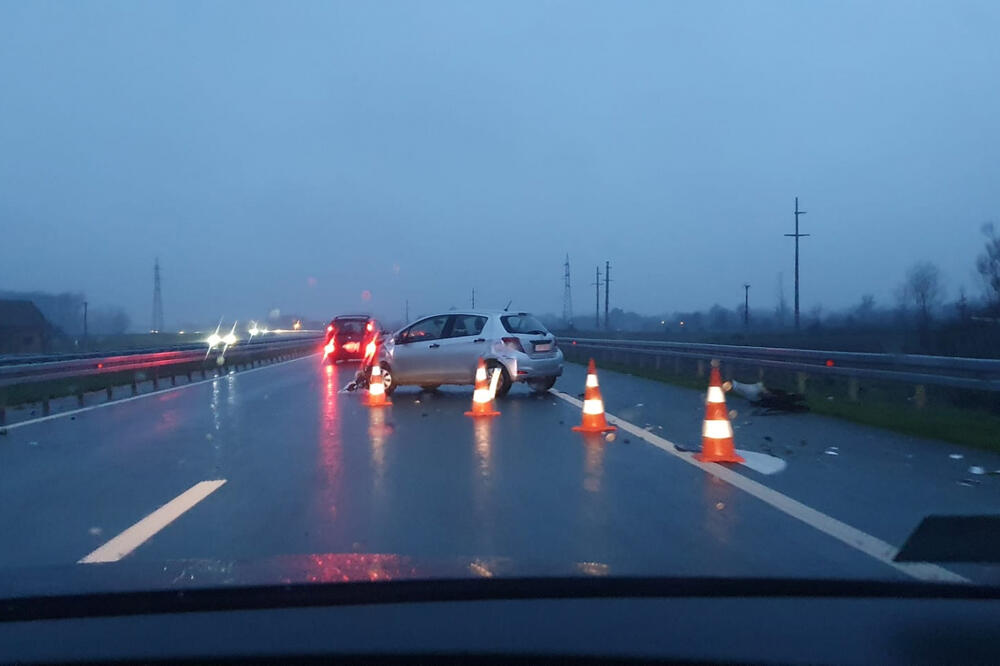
[
  {"xmin": 0, "ymin": 334, "xmax": 323, "ymax": 390},
  {"xmin": 563, "ymin": 338, "xmax": 1000, "ymax": 392}
]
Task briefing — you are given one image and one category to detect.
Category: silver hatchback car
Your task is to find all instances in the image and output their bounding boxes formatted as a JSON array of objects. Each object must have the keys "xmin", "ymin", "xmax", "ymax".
[{"xmin": 374, "ymin": 311, "xmax": 563, "ymax": 396}]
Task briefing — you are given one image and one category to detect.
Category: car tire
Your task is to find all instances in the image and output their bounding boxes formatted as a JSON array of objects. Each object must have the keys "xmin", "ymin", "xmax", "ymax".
[
  {"xmin": 379, "ymin": 362, "xmax": 397, "ymax": 396},
  {"xmin": 485, "ymin": 361, "xmax": 512, "ymax": 398},
  {"xmin": 528, "ymin": 376, "xmax": 557, "ymax": 393}
]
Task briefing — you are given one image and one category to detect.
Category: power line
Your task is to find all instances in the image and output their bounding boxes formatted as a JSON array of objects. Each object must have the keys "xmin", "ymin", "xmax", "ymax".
[
  {"xmin": 784, "ymin": 197, "xmax": 809, "ymax": 330},
  {"xmin": 562, "ymin": 254, "xmax": 573, "ymax": 326},
  {"xmin": 592, "ymin": 265, "xmax": 602, "ymax": 329},
  {"xmin": 604, "ymin": 260, "xmax": 611, "ymax": 330},
  {"xmin": 151, "ymin": 258, "xmax": 164, "ymax": 334}
]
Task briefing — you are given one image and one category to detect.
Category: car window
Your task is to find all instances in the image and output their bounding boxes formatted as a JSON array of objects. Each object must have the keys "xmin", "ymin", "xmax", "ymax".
[
  {"xmin": 335, "ymin": 320, "xmax": 365, "ymax": 334},
  {"xmin": 399, "ymin": 315, "xmax": 450, "ymax": 343},
  {"xmin": 448, "ymin": 315, "xmax": 487, "ymax": 338},
  {"xmin": 500, "ymin": 314, "xmax": 547, "ymax": 335}
]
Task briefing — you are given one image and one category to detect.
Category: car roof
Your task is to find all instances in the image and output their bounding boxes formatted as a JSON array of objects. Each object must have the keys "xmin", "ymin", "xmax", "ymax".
[
  {"xmin": 332, "ymin": 314, "xmax": 371, "ymax": 320},
  {"xmin": 415, "ymin": 310, "xmax": 533, "ymax": 318}
]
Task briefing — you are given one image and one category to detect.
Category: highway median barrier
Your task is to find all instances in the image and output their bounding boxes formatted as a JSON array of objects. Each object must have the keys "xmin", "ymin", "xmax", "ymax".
[{"xmin": 0, "ymin": 335, "xmax": 322, "ymax": 425}]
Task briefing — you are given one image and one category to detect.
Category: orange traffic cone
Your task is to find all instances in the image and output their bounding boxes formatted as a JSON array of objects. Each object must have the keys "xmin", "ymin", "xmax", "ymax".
[
  {"xmin": 572, "ymin": 359, "xmax": 616, "ymax": 433},
  {"xmin": 365, "ymin": 362, "xmax": 392, "ymax": 407},
  {"xmin": 695, "ymin": 360, "xmax": 743, "ymax": 463},
  {"xmin": 465, "ymin": 358, "xmax": 500, "ymax": 417}
]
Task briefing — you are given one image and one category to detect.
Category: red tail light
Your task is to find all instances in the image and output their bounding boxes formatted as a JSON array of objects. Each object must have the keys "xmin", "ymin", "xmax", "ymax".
[
  {"xmin": 502, "ymin": 337, "xmax": 525, "ymax": 353},
  {"xmin": 366, "ymin": 321, "xmax": 374, "ymax": 332},
  {"xmin": 323, "ymin": 337, "xmax": 336, "ymax": 358},
  {"xmin": 364, "ymin": 340, "xmax": 377, "ymax": 363}
]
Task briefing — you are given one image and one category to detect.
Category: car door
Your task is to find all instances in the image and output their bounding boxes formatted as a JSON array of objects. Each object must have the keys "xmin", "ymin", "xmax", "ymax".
[
  {"xmin": 435, "ymin": 314, "xmax": 490, "ymax": 383},
  {"xmin": 389, "ymin": 315, "xmax": 452, "ymax": 384}
]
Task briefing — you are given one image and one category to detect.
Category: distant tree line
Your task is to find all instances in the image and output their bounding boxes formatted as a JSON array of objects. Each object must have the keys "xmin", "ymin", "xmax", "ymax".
[
  {"xmin": 0, "ymin": 290, "xmax": 131, "ymax": 336},
  {"xmin": 541, "ymin": 224, "xmax": 1000, "ymax": 356}
]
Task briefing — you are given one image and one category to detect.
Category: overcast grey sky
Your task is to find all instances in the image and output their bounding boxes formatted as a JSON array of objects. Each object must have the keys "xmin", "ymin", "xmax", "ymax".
[{"xmin": 2, "ymin": 0, "xmax": 998, "ymax": 328}]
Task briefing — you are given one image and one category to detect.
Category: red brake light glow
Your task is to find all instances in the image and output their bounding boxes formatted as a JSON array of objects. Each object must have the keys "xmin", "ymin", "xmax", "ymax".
[
  {"xmin": 366, "ymin": 321, "xmax": 374, "ymax": 332},
  {"xmin": 327, "ymin": 325, "xmax": 334, "ymax": 333}
]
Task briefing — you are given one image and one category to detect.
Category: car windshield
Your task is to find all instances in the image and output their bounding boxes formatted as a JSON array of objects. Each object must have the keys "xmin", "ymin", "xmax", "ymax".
[{"xmin": 1, "ymin": 0, "xmax": 999, "ymax": 615}]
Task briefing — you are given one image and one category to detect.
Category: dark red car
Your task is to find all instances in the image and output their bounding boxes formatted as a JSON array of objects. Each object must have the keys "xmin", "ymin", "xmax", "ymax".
[{"xmin": 323, "ymin": 315, "xmax": 380, "ymax": 363}]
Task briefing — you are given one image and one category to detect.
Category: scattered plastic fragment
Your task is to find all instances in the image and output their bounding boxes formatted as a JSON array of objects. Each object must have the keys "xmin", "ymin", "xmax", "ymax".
[
  {"xmin": 949, "ymin": 453, "xmax": 964, "ymax": 460},
  {"xmin": 957, "ymin": 479, "xmax": 980, "ymax": 487},
  {"xmin": 605, "ymin": 432, "xmax": 616, "ymax": 442},
  {"xmin": 88, "ymin": 527, "xmax": 102, "ymax": 536},
  {"xmin": 716, "ymin": 502, "xmax": 725, "ymax": 510},
  {"xmin": 636, "ymin": 403, "xmax": 644, "ymax": 407},
  {"xmin": 824, "ymin": 446, "xmax": 839, "ymax": 456},
  {"xmin": 969, "ymin": 466, "xmax": 986, "ymax": 475},
  {"xmin": 28, "ymin": 441, "xmax": 38, "ymax": 447},
  {"xmin": 414, "ymin": 399, "xmax": 421, "ymax": 404},
  {"xmin": 644, "ymin": 425, "xmax": 655, "ymax": 431}
]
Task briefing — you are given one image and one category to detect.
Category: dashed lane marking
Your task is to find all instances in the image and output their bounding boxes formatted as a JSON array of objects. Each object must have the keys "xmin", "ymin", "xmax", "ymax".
[{"xmin": 79, "ymin": 480, "xmax": 227, "ymax": 564}]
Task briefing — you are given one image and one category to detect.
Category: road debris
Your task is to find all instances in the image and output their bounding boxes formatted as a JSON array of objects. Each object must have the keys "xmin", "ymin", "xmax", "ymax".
[
  {"xmin": 969, "ymin": 466, "xmax": 986, "ymax": 475},
  {"xmin": 948, "ymin": 453, "xmax": 964, "ymax": 460},
  {"xmin": 28, "ymin": 441, "xmax": 38, "ymax": 446},
  {"xmin": 824, "ymin": 446, "xmax": 839, "ymax": 456},
  {"xmin": 730, "ymin": 380, "xmax": 809, "ymax": 413}
]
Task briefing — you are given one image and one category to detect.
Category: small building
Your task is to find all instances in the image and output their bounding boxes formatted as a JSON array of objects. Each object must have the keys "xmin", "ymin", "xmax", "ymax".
[{"xmin": 0, "ymin": 300, "xmax": 49, "ymax": 354}]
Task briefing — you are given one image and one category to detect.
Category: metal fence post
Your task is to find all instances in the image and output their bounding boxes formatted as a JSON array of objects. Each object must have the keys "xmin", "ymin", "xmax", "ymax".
[
  {"xmin": 848, "ymin": 377, "xmax": 859, "ymax": 402},
  {"xmin": 915, "ymin": 384, "xmax": 927, "ymax": 409},
  {"xmin": 796, "ymin": 372, "xmax": 807, "ymax": 394},
  {"xmin": 696, "ymin": 360, "xmax": 705, "ymax": 378}
]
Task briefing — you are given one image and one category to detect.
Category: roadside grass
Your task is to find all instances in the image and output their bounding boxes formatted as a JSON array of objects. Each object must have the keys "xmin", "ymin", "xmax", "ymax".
[{"xmin": 564, "ymin": 353, "xmax": 1000, "ymax": 453}]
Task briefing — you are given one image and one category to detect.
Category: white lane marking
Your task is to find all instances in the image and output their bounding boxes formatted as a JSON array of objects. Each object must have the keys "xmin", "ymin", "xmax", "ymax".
[
  {"xmin": 3, "ymin": 353, "xmax": 317, "ymax": 431},
  {"xmin": 79, "ymin": 480, "xmax": 226, "ymax": 564},
  {"xmin": 552, "ymin": 390, "xmax": 967, "ymax": 584}
]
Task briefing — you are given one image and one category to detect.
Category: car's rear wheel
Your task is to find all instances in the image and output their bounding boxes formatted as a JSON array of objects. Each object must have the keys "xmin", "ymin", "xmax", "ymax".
[
  {"xmin": 485, "ymin": 361, "xmax": 512, "ymax": 398},
  {"xmin": 380, "ymin": 363, "xmax": 397, "ymax": 396},
  {"xmin": 528, "ymin": 376, "xmax": 557, "ymax": 393}
]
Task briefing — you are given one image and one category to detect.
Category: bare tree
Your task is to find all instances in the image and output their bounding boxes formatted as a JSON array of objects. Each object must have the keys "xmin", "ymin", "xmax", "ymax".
[
  {"xmin": 976, "ymin": 223, "xmax": 1000, "ymax": 313},
  {"xmin": 902, "ymin": 261, "xmax": 943, "ymax": 327}
]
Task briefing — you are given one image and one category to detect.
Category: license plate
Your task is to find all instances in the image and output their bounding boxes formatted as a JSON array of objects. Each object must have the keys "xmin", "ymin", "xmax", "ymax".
[
  {"xmin": 343, "ymin": 341, "xmax": 359, "ymax": 352},
  {"xmin": 534, "ymin": 343, "xmax": 552, "ymax": 352}
]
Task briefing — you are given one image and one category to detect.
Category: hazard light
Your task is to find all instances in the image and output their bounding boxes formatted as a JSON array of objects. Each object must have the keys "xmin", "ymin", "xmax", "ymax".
[
  {"xmin": 327, "ymin": 324, "xmax": 334, "ymax": 333},
  {"xmin": 364, "ymin": 340, "xmax": 377, "ymax": 362},
  {"xmin": 366, "ymin": 321, "xmax": 374, "ymax": 332}
]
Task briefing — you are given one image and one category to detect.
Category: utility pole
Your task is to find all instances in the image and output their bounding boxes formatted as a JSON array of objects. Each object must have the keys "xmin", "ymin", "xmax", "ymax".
[
  {"xmin": 471, "ymin": 288, "xmax": 475, "ymax": 309},
  {"xmin": 604, "ymin": 260, "xmax": 611, "ymax": 330},
  {"xmin": 562, "ymin": 254, "xmax": 573, "ymax": 326},
  {"xmin": 151, "ymin": 257, "xmax": 164, "ymax": 334},
  {"xmin": 592, "ymin": 266, "xmax": 602, "ymax": 329},
  {"xmin": 83, "ymin": 301, "xmax": 88, "ymax": 350},
  {"xmin": 743, "ymin": 284, "xmax": 750, "ymax": 328},
  {"xmin": 784, "ymin": 197, "xmax": 809, "ymax": 330},
  {"xmin": 405, "ymin": 299, "xmax": 409, "ymax": 322}
]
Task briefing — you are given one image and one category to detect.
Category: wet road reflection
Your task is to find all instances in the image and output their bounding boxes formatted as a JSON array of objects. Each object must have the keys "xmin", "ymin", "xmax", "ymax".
[
  {"xmin": 581, "ymin": 433, "xmax": 606, "ymax": 493},
  {"xmin": 319, "ymin": 364, "xmax": 343, "ymax": 499}
]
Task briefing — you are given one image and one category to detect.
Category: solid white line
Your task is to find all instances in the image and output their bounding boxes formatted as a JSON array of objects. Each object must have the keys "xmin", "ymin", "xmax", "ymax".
[
  {"xmin": 3, "ymin": 353, "xmax": 317, "ymax": 431},
  {"xmin": 551, "ymin": 390, "xmax": 968, "ymax": 584},
  {"xmin": 79, "ymin": 480, "xmax": 226, "ymax": 564}
]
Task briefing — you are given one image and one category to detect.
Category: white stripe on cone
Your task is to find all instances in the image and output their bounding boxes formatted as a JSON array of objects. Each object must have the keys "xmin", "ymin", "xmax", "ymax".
[
  {"xmin": 702, "ymin": 419, "xmax": 733, "ymax": 439},
  {"xmin": 475, "ymin": 366, "xmax": 487, "ymax": 382},
  {"xmin": 707, "ymin": 386, "xmax": 725, "ymax": 403},
  {"xmin": 473, "ymin": 388, "xmax": 491, "ymax": 404},
  {"xmin": 583, "ymin": 398, "xmax": 604, "ymax": 415},
  {"xmin": 585, "ymin": 374, "xmax": 599, "ymax": 388}
]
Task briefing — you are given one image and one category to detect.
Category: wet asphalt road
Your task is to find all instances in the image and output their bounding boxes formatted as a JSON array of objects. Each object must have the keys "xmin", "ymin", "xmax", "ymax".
[{"xmin": 1, "ymin": 355, "xmax": 997, "ymax": 589}]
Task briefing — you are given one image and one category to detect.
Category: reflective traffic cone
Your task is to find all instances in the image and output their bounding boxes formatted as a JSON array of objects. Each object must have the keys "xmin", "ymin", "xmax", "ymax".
[
  {"xmin": 572, "ymin": 359, "xmax": 616, "ymax": 433},
  {"xmin": 365, "ymin": 362, "xmax": 392, "ymax": 407},
  {"xmin": 465, "ymin": 358, "xmax": 500, "ymax": 417},
  {"xmin": 695, "ymin": 360, "xmax": 743, "ymax": 463}
]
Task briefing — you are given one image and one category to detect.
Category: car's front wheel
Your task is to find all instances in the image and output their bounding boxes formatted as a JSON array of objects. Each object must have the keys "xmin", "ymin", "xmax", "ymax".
[
  {"xmin": 527, "ymin": 376, "xmax": 557, "ymax": 393},
  {"xmin": 485, "ymin": 361, "xmax": 512, "ymax": 398}
]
